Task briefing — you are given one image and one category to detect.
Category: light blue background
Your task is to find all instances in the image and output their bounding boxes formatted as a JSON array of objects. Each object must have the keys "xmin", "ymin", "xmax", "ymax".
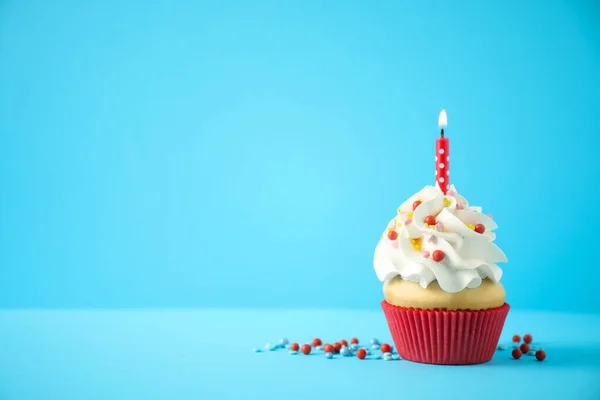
[{"xmin": 1, "ymin": 0, "xmax": 599, "ymax": 312}]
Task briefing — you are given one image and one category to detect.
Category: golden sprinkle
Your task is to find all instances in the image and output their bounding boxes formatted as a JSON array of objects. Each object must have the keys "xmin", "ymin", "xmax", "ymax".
[
  {"xmin": 407, "ymin": 213, "xmax": 413, "ymax": 218},
  {"xmin": 411, "ymin": 239, "xmax": 416, "ymax": 244},
  {"xmin": 467, "ymin": 223, "xmax": 475, "ymax": 230},
  {"xmin": 443, "ymin": 198, "xmax": 451, "ymax": 207},
  {"xmin": 414, "ymin": 244, "xmax": 421, "ymax": 251},
  {"xmin": 388, "ymin": 227, "xmax": 393, "ymax": 232},
  {"xmin": 397, "ymin": 208, "xmax": 402, "ymax": 213}
]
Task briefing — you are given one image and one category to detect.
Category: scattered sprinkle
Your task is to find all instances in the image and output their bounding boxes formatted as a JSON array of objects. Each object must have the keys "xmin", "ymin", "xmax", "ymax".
[
  {"xmin": 289, "ymin": 351, "xmax": 298, "ymax": 355},
  {"xmin": 535, "ymin": 350, "xmax": 546, "ymax": 361},
  {"xmin": 325, "ymin": 352, "xmax": 333, "ymax": 359},
  {"xmin": 380, "ymin": 344, "xmax": 392, "ymax": 354},
  {"xmin": 356, "ymin": 349, "xmax": 367, "ymax": 359},
  {"xmin": 314, "ymin": 345, "xmax": 322, "ymax": 352},
  {"xmin": 350, "ymin": 343, "xmax": 359, "ymax": 351},
  {"xmin": 369, "ymin": 338, "xmax": 380, "ymax": 345},
  {"xmin": 340, "ymin": 346, "xmax": 351, "ymax": 357},
  {"xmin": 372, "ymin": 344, "xmax": 380, "ymax": 350},
  {"xmin": 497, "ymin": 344, "xmax": 507, "ymax": 351},
  {"xmin": 279, "ymin": 338, "xmax": 289, "ymax": 346},
  {"xmin": 512, "ymin": 335, "xmax": 521, "ymax": 343},
  {"xmin": 527, "ymin": 351, "xmax": 536, "ymax": 356},
  {"xmin": 392, "ymin": 355, "xmax": 401, "ymax": 360},
  {"xmin": 301, "ymin": 344, "xmax": 312, "ymax": 355},
  {"xmin": 512, "ymin": 349, "xmax": 523, "ymax": 359},
  {"xmin": 523, "ymin": 334, "xmax": 533, "ymax": 344}
]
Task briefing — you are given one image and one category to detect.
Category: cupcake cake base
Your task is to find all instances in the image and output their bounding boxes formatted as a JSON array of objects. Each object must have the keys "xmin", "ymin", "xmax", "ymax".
[{"xmin": 381, "ymin": 301, "xmax": 510, "ymax": 365}]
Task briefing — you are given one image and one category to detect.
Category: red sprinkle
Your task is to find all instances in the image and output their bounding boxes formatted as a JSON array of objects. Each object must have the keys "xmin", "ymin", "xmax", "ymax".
[
  {"xmin": 535, "ymin": 349, "xmax": 546, "ymax": 361},
  {"xmin": 350, "ymin": 338, "xmax": 359, "ymax": 345},
  {"xmin": 322, "ymin": 343, "xmax": 333, "ymax": 353},
  {"xmin": 380, "ymin": 343, "xmax": 392, "ymax": 353},
  {"xmin": 520, "ymin": 343, "xmax": 530, "ymax": 353},
  {"xmin": 333, "ymin": 342, "xmax": 342, "ymax": 353},
  {"xmin": 312, "ymin": 338, "xmax": 322, "ymax": 347},
  {"xmin": 356, "ymin": 349, "xmax": 367, "ymax": 359},
  {"xmin": 424, "ymin": 215, "xmax": 436, "ymax": 226},
  {"xmin": 474, "ymin": 224, "xmax": 486, "ymax": 234},
  {"xmin": 290, "ymin": 343, "xmax": 300, "ymax": 351},
  {"xmin": 512, "ymin": 349, "xmax": 522, "ymax": 359},
  {"xmin": 512, "ymin": 335, "xmax": 521, "ymax": 343},
  {"xmin": 340, "ymin": 340, "xmax": 348, "ymax": 347},
  {"xmin": 412, "ymin": 201, "xmax": 422, "ymax": 211},
  {"xmin": 432, "ymin": 250, "xmax": 445, "ymax": 262},
  {"xmin": 387, "ymin": 230, "xmax": 399, "ymax": 240},
  {"xmin": 523, "ymin": 334, "xmax": 533, "ymax": 344},
  {"xmin": 301, "ymin": 344, "xmax": 311, "ymax": 355}
]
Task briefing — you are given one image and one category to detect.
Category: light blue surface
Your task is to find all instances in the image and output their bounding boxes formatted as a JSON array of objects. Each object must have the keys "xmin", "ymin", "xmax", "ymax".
[
  {"xmin": 0, "ymin": 1, "xmax": 599, "ymax": 311},
  {"xmin": 0, "ymin": 309, "xmax": 599, "ymax": 399}
]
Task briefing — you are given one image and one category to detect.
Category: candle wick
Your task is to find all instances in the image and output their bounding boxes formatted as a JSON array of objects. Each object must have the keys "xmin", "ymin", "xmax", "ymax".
[{"xmin": 440, "ymin": 128, "xmax": 444, "ymax": 138}]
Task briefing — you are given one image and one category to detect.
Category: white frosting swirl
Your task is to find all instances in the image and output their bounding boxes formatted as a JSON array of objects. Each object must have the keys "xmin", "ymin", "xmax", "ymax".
[{"xmin": 373, "ymin": 184, "xmax": 507, "ymax": 293}]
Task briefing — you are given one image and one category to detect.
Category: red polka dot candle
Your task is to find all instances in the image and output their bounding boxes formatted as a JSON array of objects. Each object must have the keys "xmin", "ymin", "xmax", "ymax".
[{"xmin": 436, "ymin": 109, "xmax": 449, "ymax": 194}]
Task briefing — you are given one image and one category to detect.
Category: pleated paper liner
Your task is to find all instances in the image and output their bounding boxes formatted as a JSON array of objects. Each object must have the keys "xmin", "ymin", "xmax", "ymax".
[{"xmin": 381, "ymin": 301, "xmax": 510, "ymax": 365}]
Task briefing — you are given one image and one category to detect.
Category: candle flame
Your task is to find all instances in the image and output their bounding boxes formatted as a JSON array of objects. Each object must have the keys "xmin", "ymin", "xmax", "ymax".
[{"xmin": 438, "ymin": 109, "xmax": 448, "ymax": 128}]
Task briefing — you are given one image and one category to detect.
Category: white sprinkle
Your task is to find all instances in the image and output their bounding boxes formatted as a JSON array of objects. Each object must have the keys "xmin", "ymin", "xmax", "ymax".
[{"xmin": 497, "ymin": 344, "xmax": 507, "ymax": 351}]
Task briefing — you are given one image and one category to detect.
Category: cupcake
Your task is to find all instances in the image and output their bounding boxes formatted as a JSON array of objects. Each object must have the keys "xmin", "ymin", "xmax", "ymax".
[{"xmin": 374, "ymin": 184, "xmax": 509, "ymax": 365}]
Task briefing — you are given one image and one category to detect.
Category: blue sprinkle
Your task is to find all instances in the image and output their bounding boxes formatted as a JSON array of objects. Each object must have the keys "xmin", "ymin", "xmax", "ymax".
[
  {"xmin": 372, "ymin": 344, "xmax": 380, "ymax": 350},
  {"xmin": 497, "ymin": 344, "xmax": 507, "ymax": 351},
  {"xmin": 530, "ymin": 345, "xmax": 538, "ymax": 351},
  {"xmin": 340, "ymin": 346, "xmax": 352, "ymax": 357},
  {"xmin": 370, "ymin": 338, "xmax": 380, "ymax": 345},
  {"xmin": 314, "ymin": 346, "xmax": 322, "ymax": 352},
  {"xmin": 527, "ymin": 350, "xmax": 536, "ymax": 356},
  {"xmin": 289, "ymin": 350, "xmax": 298, "ymax": 355},
  {"xmin": 373, "ymin": 355, "xmax": 382, "ymax": 360},
  {"xmin": 392, "ymin": 355, "xmax": 401, "ymax": 360},
  {"xmin": 383, "ymin": 354, "xmax": 393, "ymax": 361},
  {"xmin": 325, "ymin": 352, "xmax": 334, "ymax": 359},
  {"xmin": 350, "ymin": 343, "xmax": 359, "ymax": 351},
  {"xmin": 253, "ymin": 348, "xmax": 263, "ymax": 352},
  {"xmin": 279, "ymin": 338, "xmax": 289, "ymax": 346},
  {"xmin": 383, "ymin": 352, "xmax": 392, "ymax": 358}
]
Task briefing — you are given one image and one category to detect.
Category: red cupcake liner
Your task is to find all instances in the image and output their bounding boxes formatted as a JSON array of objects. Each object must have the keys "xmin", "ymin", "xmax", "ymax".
[{"xmin": 381, "ymin": 301, "xmax": 510, "ymax": 365}]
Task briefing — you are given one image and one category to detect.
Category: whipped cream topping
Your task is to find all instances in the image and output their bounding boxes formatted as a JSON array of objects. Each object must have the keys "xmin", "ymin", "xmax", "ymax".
[{"xmin": 373, "ymin": 185, "xmax": 507, "ymax": 293}]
